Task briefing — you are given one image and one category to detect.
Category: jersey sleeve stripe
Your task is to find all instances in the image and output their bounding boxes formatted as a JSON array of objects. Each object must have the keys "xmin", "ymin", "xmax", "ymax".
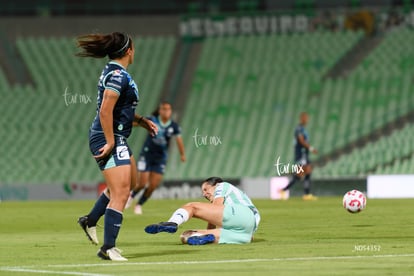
[{"xmin": 103, "ymin": 71, "xmax": 122, "ymax": 95}]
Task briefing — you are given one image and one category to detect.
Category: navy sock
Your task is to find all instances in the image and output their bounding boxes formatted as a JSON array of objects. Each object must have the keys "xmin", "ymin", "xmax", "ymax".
[
  {"xmin": 102, "ymin": 208, "xmax": 123, "ymax": 250},
  {"xmin": 304, "ymin": 174, "xmax": 311, "ymax": 195},
  {"xmin": 87, "ymin": 192, "xmax": 110, "ymax": 227},
  {"xmin": 138, "ymin": 189, "xmax": 150, "ymax": 206},
  {"xmin": 283, "ymin": 175, "xmax": 300, "ymax": 191},
  {"xmin": 130, "ymin": 190, "xmax": 139, "ymax": 198}
]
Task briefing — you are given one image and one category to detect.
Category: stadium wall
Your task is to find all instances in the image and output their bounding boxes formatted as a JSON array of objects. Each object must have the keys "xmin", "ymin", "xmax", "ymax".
[
  {"xmin": 0, "ymin": 177, "xmax": 366, "ymax": 201},
  {"xmin": 4, "ymin": 176, "xmax": 413, "ymax": 201}
]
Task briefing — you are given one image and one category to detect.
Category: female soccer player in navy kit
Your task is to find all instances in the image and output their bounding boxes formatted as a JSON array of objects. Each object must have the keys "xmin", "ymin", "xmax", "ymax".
[
  {"xmin": 125, "ymin": 102, "xmax": 186, "ymax": 214},
  {"xmin": 282, "ymin": 112, "xmax": 318, "ymax": 200},
  {"xmin": 76, "ymin": 32, "xmax": 157, "ymax": 261}
]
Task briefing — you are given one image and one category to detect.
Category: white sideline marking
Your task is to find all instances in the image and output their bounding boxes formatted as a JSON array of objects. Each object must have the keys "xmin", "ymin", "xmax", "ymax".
[
  {"xmin": 46, "ymin": 253, "xmax": 414, "ymax": 268},
  {"xmin": 0, "ymin": 267, "xmax": 111, "ymax": 276},
  {"xmin": 1, "ymin": 253, "xmax": 412, "ymax": 272}
]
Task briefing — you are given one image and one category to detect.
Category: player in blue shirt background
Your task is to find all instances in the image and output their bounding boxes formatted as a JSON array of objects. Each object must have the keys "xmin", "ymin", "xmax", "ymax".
[
  {"xmin": 282, "ymin": 112, "xmax": 318, "ymax": 200},
  {"xmin": 126, "ymin": 102, "xmax": 186, "ymax": 214},
  {"xmin": 75, "ymin": 32, "xmax": 158, "ymax": 261}
]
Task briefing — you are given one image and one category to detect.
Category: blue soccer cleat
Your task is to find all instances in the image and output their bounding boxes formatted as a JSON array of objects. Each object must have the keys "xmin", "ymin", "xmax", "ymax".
[
  {"xmin": 144, "ymin": 222, "xmax": 178, "ymax": 234},
  {"xmin": 187, "ymin": 234, "xmax": 216, "ymax": 245}
]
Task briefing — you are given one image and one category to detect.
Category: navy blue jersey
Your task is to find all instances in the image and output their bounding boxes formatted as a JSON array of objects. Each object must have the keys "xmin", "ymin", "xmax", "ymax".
[
  {"xmin": 294, "ymin": 125, "xmax": 309, "ymax": 161},
  {"xmin": 140, "ymin": 115, "xmax": 181, "ymax": 160},
  {"xmin": 90, "ymin": 61, "xmax": 139, "ymax": 138}
]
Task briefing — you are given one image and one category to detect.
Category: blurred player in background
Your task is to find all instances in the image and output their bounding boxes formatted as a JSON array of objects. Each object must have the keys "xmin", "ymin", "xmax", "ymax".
[
  {"xmin": 282, "ymin": 112, "xmax": 318, "ymax": 200},
  {"xmin": 76, "ymin": 32, "xmax": 158, "ymax": 261},
  {"xmin": 125, "ymin": 102, "xmax": 186, "ymax": 214},
  {"xmin": 144, "ymin": 177, "xmax": 260, "ymax": 245}
]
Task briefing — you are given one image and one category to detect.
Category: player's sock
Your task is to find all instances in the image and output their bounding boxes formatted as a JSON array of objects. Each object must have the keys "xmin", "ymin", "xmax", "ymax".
[
  {"xmin": 102, "ymin": 208, "xmax": 123, "ymax": 250},
  {"xmin": 168, "ymin": 208, "xmax": 189, "ymax": 226},
  {"xmin": 283, "ymin": 175, "xmax": 300, "ymax": 191},
  {"xmin": 304, "ymin": 173, "xmax": 311, "ymax": 195},
  {"xmin": 88, "ymin": 191, "xmax": 110, "ymax": 227},
  {"xmin": 130, "ymin": 189, "xmax": 139, "ymax": 199},
  {"xmin": 138, "ymin": 189, "xmax": 150, "ymax": 205}
]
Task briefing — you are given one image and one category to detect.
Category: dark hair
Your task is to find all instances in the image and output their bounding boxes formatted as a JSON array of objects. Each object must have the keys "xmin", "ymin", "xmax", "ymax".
[
  {"xmin": 203, "ymin": 177, "xmax": 223, "ymax": 186},
  {"xmin": 151, "ymin": 101, "xmax": 172, "ymax": 117},
  {"xmin": 76, "ymin": 32, "xmax": 131, "ymax": 59}
]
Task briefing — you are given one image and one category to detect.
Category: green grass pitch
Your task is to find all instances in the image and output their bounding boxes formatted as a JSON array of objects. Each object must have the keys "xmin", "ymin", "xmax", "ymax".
[{"xmin": 0, "ymin": 197, "xmax": 413, "ymax": 275}]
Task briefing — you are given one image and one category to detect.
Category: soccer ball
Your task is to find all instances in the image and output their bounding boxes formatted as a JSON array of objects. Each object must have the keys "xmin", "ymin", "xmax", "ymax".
[{"xmin": 343, "ymin": 190, "xmax": 366, "ymax": 213}]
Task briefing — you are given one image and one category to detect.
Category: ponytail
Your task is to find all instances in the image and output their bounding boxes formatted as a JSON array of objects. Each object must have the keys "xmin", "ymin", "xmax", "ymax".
[{"xmin": 76, "ymin": 32, "xmax": 131, "ymax": 59}]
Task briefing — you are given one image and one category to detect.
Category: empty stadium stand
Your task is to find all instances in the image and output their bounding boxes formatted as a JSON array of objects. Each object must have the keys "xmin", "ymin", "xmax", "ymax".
[
  {"xmin": 166, "ymin": 28, "xmax": 414, "ymax": 179},
  {"xmin": 166, "ymin": 30, "xmax": 366, "ymax": 179},
  {"xmin": 0, "ymin": 36, "xmax": 176, "ymax": 183},
  {"xmin": 1, "ymin": 26, "xmax": 413, "ymax": 183}
]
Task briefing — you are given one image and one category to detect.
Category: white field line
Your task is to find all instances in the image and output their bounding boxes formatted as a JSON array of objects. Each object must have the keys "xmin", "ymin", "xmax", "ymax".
[
  {"xmin": 1, "ymin": 253, "xmax": 413, "ymax": 272},
  {"xmin": 0, "ymin": 267, "xmax": 112, "ymax": 276},
  {"xmin": 48, "ymin": 253, "xmax": 414, "ymax": 267}
]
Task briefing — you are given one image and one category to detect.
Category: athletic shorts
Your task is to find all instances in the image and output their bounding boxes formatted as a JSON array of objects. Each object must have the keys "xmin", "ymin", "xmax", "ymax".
[
  {"xmin": 219, "ymin": 204, "xmax": 256, "ymax": 244},
  {"xmin": 137, "ymin": 154, "xmax": 166, "ymax": 174},
  {"xmin": 89, "ymin": 131, "xmax": 132, "ymax": 171}
]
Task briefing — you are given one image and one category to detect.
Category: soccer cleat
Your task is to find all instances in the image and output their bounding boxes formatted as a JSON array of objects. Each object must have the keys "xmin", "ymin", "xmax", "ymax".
[
  {"xmin": 302, "ymin": 194, "xmax": 318, "ymax": 201},
  {"xmin": 97, "ymin": 247, "xmax": 127, "ymax": 261},
  {"xmin": 134, "ymin": 204, "xmax": 143, "ymax": 215},
  {"xmin": 180, "ymin": 230, "xmax": 201, "ymax": 244},
  {"xmin": 78, "ymin": 216, "xmax": 99, "ymax": 245},
  {"xmin": 187, "ymin": 234, "xmax": 216, "ymax": 245},
  {"xmin": 144, "ymin": 222, "xmax": 178, "ymax": 234},
  {"xmin": 124, "ymin": 196, "xmax": 135, "ymax": 209}
]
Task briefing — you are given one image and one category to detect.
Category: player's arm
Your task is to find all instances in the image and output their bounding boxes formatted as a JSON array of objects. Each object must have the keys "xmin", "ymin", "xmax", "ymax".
[
  {"xmin": 176, "ymin": 136, "xmax": 186, "ymax": 162},
  {"xmin": 132, "ymin": 114, "xmax": 144, "ymax": 127},
  {"xmin": 94, "ymin": 89, "xmax": 118, "ymax": 159},
  {"xmin": 133, "ymin": 114, "xmax": 158, "ymax": 137},
  {"xmin": 206, "ymin": 197, "xmax": 224, "ymax": 229},
  {"xmin": 297, "ymin": 134, "xmax": 317, "ymax": 154}
]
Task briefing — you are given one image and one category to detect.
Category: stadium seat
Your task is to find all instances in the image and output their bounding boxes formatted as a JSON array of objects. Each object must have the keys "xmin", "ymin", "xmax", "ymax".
[{"xmin": 314, "ymin": 123, "xmax": 414, "ymax": 177}]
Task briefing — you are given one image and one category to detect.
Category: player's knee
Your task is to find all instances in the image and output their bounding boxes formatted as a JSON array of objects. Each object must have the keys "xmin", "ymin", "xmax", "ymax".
[
  {"xmin": 296, "ymin": 171, "xmax": 305, "ymax": 178},
  {"xmin": 301, "ymin": 164, "xmax": 309, "ymax": 173},
  {"xmin": 183, "ymin": 202, "xmax": 199, "ymax": 210}
]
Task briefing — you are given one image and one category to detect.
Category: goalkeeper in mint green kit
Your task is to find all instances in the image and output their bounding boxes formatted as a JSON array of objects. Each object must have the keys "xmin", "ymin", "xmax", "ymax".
[{"xmin": 144, "ymin": 177, "xmax": 260, "ymax": 245}]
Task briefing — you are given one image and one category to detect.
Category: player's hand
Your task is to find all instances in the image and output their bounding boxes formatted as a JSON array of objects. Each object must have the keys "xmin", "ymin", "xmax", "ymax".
[
  {"xmin": 140, "ymin": 118, "xmax": 158, "ymax": 137},
  {"xmin": 94, "ymin": 143, "xmax": 114, "ymax": 159},
  {"xmin": 309, "ymin": 146, "xmax": 318, "ymax": 154},
  {"xmin": 180, "ymin": 154, "xmax": 186, "ymax": 162}
]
